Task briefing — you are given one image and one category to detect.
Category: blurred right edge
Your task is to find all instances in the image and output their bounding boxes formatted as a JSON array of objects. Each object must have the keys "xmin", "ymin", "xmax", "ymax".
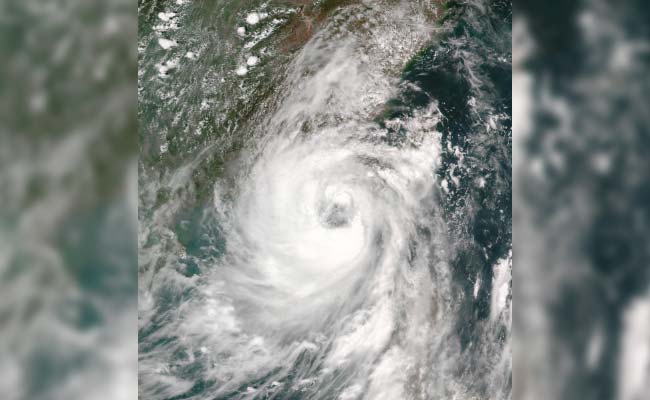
[{"xmin": 513, "ymin": 0, "xmax": 650, "ymax": 399}]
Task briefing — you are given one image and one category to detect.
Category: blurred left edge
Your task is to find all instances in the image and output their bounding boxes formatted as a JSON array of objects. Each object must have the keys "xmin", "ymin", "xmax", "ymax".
[{"xmin": 0, "ymin": 0, "xmax": 137, "ymax": 400}]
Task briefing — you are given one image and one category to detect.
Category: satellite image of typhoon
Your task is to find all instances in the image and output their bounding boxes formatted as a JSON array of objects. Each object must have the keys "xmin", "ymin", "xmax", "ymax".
[{"xmin": 138, "ymin": 1, "xmax": 512, "ymax": 399}]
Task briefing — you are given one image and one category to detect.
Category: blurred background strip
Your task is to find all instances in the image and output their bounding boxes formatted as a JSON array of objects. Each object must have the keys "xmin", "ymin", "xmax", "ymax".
[
  {"xmin": 514, "ymin": 0, "xmax": 650, "ymax": 399},
  {"xmin": 0, "ymin": 0, "xmax": 137, "ymax": 399}
]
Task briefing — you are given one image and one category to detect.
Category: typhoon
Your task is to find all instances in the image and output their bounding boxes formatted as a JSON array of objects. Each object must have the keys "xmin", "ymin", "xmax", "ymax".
[{"xmin": 138, "ymin": 1, "xmax": 512, "ymax": 399}]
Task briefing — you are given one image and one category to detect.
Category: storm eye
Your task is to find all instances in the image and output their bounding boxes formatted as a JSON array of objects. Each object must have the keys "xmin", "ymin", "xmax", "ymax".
[{"xmin": 319, "ymin": 190, "xmax": 355, "ymax": 228}]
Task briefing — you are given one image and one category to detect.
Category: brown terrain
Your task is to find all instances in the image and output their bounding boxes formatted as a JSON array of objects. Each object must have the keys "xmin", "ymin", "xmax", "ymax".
[{"xmin": 273, "ymin": 0, "xmax": 447, "ymax": 53}]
